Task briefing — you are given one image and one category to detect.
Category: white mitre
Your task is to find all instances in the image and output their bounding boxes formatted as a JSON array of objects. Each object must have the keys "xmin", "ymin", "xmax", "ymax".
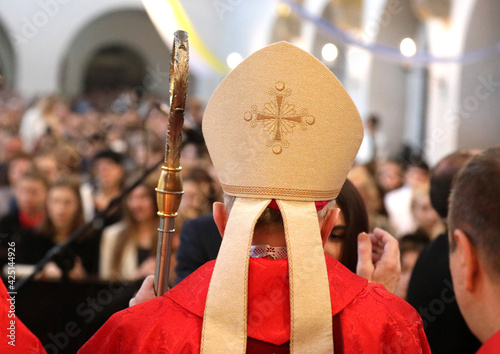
[{"xmin": 202, "ymin": 41, "xmax": 363, "ymax": 353}]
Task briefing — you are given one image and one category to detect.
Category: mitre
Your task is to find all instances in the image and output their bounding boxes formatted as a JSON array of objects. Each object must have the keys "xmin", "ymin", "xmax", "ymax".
[{"xmin": 201, "ymin": 41, "xmax": 363, "ymax": 353}]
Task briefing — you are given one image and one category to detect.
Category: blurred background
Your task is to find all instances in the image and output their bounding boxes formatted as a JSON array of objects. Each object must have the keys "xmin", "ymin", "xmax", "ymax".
[
  {"xmin": 0, "ymin": 0, "xmax": 498, "ymax": 352},
  {"xmin": 0, "ymin": 0, "xmax": 499, "ymax": 164}
]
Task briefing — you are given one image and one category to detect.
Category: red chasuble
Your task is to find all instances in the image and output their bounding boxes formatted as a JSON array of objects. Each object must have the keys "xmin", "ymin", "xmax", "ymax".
[
  {"xmin": 477, "ymin": 330, "xmax": 500, "ymax": 354},
  {"xmin": 0, "ymin": 281, "xmax": 46, "ymax": 353},
  {"xmin": 79, "ymin": 255, "xmax": 430, "ymax": 353}
]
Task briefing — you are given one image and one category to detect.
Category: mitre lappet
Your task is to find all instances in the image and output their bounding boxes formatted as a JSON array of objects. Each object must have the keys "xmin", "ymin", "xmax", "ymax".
[{"xmin": 202, "ymin": 41, "xmax": 363, "ymax": 353}]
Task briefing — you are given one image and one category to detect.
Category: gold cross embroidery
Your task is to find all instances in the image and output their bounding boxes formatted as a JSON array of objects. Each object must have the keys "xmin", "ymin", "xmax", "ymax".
[{"xmin": 244, "ymin": 81, "xmax": 315, "ymax": 154}]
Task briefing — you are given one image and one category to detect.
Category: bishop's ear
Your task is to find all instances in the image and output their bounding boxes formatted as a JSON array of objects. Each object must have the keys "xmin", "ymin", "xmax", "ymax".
[
  {"xmin": 452, "ymin": 229, "xmax": 479, "ymax": 291},
  {"xmin": 213, "ymin": 202, "xmax": 228, "ymax": 238}
]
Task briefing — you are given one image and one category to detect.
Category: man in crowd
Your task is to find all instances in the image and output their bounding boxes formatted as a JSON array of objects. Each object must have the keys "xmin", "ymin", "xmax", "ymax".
[
  {"xmin": 407, "ymin": 150, "xmax": 481, "ymax": 353},
  {"xmin": 79, "ymin": 42, "xmax": 429, "ymax": 352},
  {"xmin": 385, "ymin": 158, "xmax": 430, "ymax": 237},
  {"xmin": 0, "ymin": 152, "xmax": 33, "ymax": 218},
  {"xmin": 0, "ymin": 169, "xmax": 48, "ymax": 268},
  {"xmin": 448, "ymin": 146, "xmax": 500, "ymax": 353}
]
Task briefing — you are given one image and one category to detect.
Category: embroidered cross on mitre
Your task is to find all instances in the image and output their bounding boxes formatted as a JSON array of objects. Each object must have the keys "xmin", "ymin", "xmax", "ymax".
[{"xmin": 244, "ymin": 81, "xmax": 315, "ymax": 154}]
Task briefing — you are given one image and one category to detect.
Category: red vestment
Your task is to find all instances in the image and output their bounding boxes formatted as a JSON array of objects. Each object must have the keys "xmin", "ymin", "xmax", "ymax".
[
  {"xmin": 477, "ymin": 330, "xmax": 500, "ymax": 354},
  {"xmin": 0, "ymin": 281, "xmax": 45, "ymax": 353},
  {"xmin": 79, "ymin": 255, "xmax": 430, "ymax": 353}
]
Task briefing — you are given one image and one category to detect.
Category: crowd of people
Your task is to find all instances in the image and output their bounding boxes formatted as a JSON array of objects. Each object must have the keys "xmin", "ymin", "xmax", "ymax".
[
  {"xmin": 0, "ymin": 87, "xmax": 440, "ymax": 284},
  {"xmin": 0, "ymin": 63, "xmax": 497, "ymax": 353},
  {"xmin": 0, "ymin": 88, "xmax": 221, "ymax": 287}
]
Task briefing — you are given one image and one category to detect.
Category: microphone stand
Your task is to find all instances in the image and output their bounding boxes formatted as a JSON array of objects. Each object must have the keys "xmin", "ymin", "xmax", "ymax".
[{"xmin": 15, "ymin": 158, "xmax": 163, "ymax": 291}]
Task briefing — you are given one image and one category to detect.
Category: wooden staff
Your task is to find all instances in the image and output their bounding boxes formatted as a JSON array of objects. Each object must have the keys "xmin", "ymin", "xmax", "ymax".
[{"xmin": 154, "ymin": 30, "xmax": 189, "ymax": 296}]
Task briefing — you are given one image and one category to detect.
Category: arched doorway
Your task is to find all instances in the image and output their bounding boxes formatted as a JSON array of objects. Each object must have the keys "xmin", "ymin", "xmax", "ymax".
[
  {"xmin": 83, "ymin": 45, "xmax": 146, "ymax": 94},
  {"xmin": 0, "ymin": 19, "xmax": 15, "ymax": 88},
  {"xmin": 60, "ymin": 9, "xmax": 173, "ymax": 99}
]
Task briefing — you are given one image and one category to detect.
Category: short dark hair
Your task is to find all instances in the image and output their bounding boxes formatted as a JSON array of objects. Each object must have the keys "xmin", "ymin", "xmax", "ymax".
[
  {"xmin": 430, "ymin": 150, "xmax": 476, "ymax": 219},
  {"xmin": 20, "ymin": 168, "xmax": 50, "ymax": 190},
  {"xmin": 407, "ymin": 157, "xmax": 429, "ymax": 173},
  {"xmin": 399, "ymin": 233, "xmax": 429, "ymax": 257},
  {"xmin": 448, "ymin": 146, "xmax": 500, "ymax": 279},
  {"xmin": 92, "ymin": 149, "xmax": 124, "ymax": 166},
  {"xmin": 9, "ymin": 151, "xmax": 32, "ymax": 164},
  {"xmin": 367, "ymin": 114, "xmax": 379, "ymax": 128}
]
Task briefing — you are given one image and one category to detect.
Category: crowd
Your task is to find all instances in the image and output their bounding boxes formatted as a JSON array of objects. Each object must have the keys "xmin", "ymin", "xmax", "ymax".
[
  {"xmin": 0, "ymin": 88, "xmax": 222, "ymax": 287},
  {"xmin": 0, "ymin": 86, "xmax": 446, "ymax": 286},
  {"xmin": 0, "ymin": 78, "xmax": 496, "ymax": 353}
]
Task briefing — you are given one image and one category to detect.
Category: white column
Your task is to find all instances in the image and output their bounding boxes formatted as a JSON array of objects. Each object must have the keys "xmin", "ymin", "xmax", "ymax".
[{"xmin": 423, "ymin": 0, "xmax": 477, "ymax": 165}]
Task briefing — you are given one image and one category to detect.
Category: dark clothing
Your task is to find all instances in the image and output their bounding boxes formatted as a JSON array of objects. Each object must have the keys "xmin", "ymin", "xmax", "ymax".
[
  {"xmin": 16, "ymin": 230, "xmax": 81, "ymax": 273},
  {"xmin": 16, "ymin": 230, "xmax": 56, "ymax": 265},
  {"xmin": 137, "ymin": 247, "xmax": 150, "ymax": 265},
  {"xmin": 174, "ymin": 213, "xmax": 221, "ymax": 284},
  {"xmin": 0, "ymin": 212, "xmax": 86, "ymax": 275},
  {"xmin": 184, "ymin": 126, "xmax": 205, "ymax": 145},
  {"xmin": 0, "ymin": 163, "xmax": 8, "ymax": 187},
  {"xmin": 407, "ymin": 232, "xmax": 481, "ymax": 353},
  {"xmin": 0, "ymin": 211, "xmax": 34, "ymax": 268}
]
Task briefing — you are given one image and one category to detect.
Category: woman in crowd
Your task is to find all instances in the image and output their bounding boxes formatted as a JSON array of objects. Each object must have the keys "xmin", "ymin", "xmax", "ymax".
[
  {"xmin": 99, "ymin": 175, "xmax": 158, "ymax": 281},
  {"xmin": 17, "ymin": 175, "xmax": 87, "ymax": 280},
  {"xmin": 90, "ymin": 150, "xmax": 125, "ymax": 216},
  {"xmin": 376, "ymin": 159, "xmax": 403, "ymax": 194},
  {"xmin": 324, "ymin": 179, "xmax": 369, "ymax": 274},
  {"xmin": 78, "ymin": 149, "xmax": 126, "ymax": 275},
  {"xmin": 80, "ymin": 149, "xmax": 125, "ymax": 222},
  {"xmin": 409, "ymin": 184, "xmax": 444, "ymax": 240},
  {"xmin": 180, "ymin": 167, "xmax": 220, "ymax": 220}
]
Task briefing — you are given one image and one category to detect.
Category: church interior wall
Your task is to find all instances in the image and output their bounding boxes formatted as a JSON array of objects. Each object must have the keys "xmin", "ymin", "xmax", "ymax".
[
  {"xmin": 367, "ymin": 0, "xmax": 421, "ymax": 157},
  {"xmin": 0, "ymin": 17, "xmax": 15, "ymax": 88},
  {"xmin": 457, "ymin": 0, "xmax": 500, "ymax": 151},
  {"xmin": 0, "ymin": 0, "xmax": 498, "ymax": 161}
]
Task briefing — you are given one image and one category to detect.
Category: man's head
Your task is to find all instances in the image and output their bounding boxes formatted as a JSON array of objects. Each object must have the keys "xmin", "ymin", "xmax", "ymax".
[
  {"xmin": 8, "ymin": 152, "xmax": 33, "ymax": 187},
  {"xmin": 404, "ymin": 158, "xmax": 429, "ymax": 188},
  {"xmin": 430, "ymin": 150, "xmax": 477, "ymax": 220},
  {"xmin": 14, "ymin": 168, "xmax": 49, "ymax": 216},
  {"xmin": 34, "ymin": 150, "xmax": 60, "ymax": 184},
  {"xmin": 377, "ymin": 159, "xmax": 403, "ymax": 192},
  {"xmin": 448, "ymin": 146, "xmax": 500, "ymax": 342},
  {"xmin": 92, "ymin": 150, "xmax": 124, "ymax": 189},
  {"xmin": 366, "ymin": 114, "xmax": 379, "ymax": 133},
  {"xmin": 213, "ymin": 195, "xmax": 339, "ymax": 248},
  {"xmin": 0, "ymin": 134, "xmax": 23, "ymax": 163}
]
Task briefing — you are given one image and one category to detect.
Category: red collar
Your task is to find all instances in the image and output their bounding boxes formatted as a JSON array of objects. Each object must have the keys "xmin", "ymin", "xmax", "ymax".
[
  {"xmin": 167, "ymin": 254, "xmax": 367, "ymax": 345},
  {"xmin": 477, "ymin": 329, "xmax": 500, "ymax": 354},
  {"xmin": 18, "ymin": 211, "xmax": 44, "ymax": 229}
]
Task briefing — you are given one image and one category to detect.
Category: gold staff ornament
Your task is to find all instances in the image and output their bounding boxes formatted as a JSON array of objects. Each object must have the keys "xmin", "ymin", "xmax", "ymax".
[{"xmin": 154, "ymin": 30, "xmax": 189, "ymax": 296}]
